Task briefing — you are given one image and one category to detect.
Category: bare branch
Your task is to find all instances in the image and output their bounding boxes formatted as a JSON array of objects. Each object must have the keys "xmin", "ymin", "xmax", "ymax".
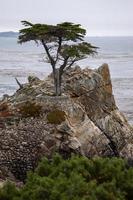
[
  {"xmin": 65, "ymin": 58, "xmax": 78, "ymax": 70},
  {"xmin": 15, "ymin": 78, "xmax": 23, "ymax": 89},
  {"xmin": 41, "ymin": 39, "xmax": 55, "ymax": 70},
  {"xmin": 55, "ymin": 37, "xmax": 62, "ymax": 65}
]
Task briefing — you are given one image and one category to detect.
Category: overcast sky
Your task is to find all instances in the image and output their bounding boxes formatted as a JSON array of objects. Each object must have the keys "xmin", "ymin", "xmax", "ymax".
[{"xmin": 0, "ymin": 0, "xmax": 133, "ymax": 36}]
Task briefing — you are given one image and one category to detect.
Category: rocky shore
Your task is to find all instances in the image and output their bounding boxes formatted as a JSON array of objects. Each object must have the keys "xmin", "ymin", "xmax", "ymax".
[{"xmin": 0, "ymin": 63, "xmax": 133, "ymax": 183}]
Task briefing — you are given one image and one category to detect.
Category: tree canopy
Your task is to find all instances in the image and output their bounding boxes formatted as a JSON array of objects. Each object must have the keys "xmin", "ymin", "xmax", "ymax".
[{"xmin": 18, "ymin": 21, "xmax": 98, "ymax": 95}]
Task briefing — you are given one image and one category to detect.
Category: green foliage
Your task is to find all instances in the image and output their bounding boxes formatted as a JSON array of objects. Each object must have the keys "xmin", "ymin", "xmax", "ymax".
[
  {"xmin": 19, "ymin": 101, "xmax": 42, "ymax": 118},
  {"xmin": 0, "ymin": 182, "xmax": 20, "ymax": 200},
  {"xmin": 0, "ymin": 155, "xmax": 133, "ymax": 200},
  {"xmin": 47, "ymin": 109, "xmax": 65, "ymax": 124},
  {"xmin": 60, "ymin": 42, "xmax": 97, "ymax": 60},
  {"xmin": 18, "ymin": 21, "xmax": 98, "ymax": 96},
  {"xmin": 18, "ymin": 21, "xmax": 98, "ymax": 66},
  {"xmin": 18, "ymin": 21, "xmax": 86, "ymax": 43}
]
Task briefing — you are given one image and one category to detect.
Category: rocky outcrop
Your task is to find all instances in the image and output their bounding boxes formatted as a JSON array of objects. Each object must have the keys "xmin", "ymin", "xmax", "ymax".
[
  {"xmin": 0, "ymin": 64, "xmax": 133, "ymax": 181},
  {"xmin": 63, "ymin": 64, "xmax": 133, "ymax": 158}
]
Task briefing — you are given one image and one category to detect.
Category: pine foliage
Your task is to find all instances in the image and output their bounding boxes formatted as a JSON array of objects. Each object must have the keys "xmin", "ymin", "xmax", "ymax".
[{"xmin": 0, "ymin": 155, "xmax": 133, "ymax": 200}]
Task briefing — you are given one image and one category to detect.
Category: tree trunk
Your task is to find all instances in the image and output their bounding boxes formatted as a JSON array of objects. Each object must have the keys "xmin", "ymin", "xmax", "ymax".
[{"xmin": 53, "ymin": 68, "xmax": 62, "ymax": 96}]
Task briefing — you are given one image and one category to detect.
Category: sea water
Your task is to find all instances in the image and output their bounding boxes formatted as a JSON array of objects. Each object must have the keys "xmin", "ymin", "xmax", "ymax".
[{"xmin": 0, "ymin": 36, "xmax": 133, "ymax": 123}]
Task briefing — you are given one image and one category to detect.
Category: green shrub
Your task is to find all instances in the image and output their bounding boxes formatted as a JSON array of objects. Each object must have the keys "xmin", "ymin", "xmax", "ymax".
[
  {"xmin": 47, "ymin": 109, "xmax": 65, "ymax": 124},
  {"xmin": 0, "ymin": 155, "xmax": 133, "ymax": 200},
  {"xmin": 19, "ymin": 101, "xmax": 42, "ymax": 118},
  {"xmin": 0, "ymin": 181, "xmax": 20, "ymax": 200}
]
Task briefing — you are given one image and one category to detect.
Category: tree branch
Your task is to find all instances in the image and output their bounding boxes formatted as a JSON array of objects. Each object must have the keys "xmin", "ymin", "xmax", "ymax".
[
  {"xmin": 55, "ymin": 37, "xmax": 62, "ymax": 64},
  {"xmin": 66, "ymin": 59, "xmax": 77, "ymax": 69},
  {"xmin": 15, "ymin": 78, "xmax": 23, "ymax": 89},
  {"xmin": 59, "ymin": 56, "xmax": 69, "ymax": 75},
  {"xmin": 41, "ymin": 39, "xmax": 55, "ymax": 70}
]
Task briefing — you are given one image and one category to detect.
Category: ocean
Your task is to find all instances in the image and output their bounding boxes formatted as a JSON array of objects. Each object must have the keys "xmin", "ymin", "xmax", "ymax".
[{"xmin": 0, "ymin": 36, "xmax": 133, "ymax": 123}]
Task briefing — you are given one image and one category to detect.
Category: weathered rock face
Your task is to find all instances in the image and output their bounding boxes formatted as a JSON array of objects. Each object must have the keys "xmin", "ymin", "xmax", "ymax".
[
  {"xmin": 63, "ymin": 64, "xmax": 133, "ymax": 158},
  {"xmin": 0, "ymin": 63, "xmax": 133, "ymax": 181}
]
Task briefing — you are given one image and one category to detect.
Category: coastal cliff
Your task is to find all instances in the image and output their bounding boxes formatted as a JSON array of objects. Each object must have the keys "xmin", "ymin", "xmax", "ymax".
[{"xmin": 0, "ymin": 64, "xmax": 133, "ymax": 181}]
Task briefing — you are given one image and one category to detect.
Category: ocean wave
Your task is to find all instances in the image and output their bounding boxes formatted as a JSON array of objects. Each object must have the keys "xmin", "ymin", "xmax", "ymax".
[
  {"xmin": 0, "ymin": 68, "xmax": 45, "ymax": 77},
  {"xmin": 93, "ymin": 53, "xmax": 133, "ymax": 60}
]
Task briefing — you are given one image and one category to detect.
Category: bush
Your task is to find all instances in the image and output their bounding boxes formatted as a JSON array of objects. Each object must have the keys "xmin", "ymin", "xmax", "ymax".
[
  {"xmin": 47, "ymin": 109, "xmax": 65, "ymax": 124},
  {"xmin": 0, "ymin": 102, "xmax": 13, "ymax": 118},
  {"xmin": 0, "ymin": 182, "xmax": 20, "ymax": 200},
  {"xmin": 19, "ymin": 101, "xmax": 42, "ymax": 118},
  {"xmin": 0, "ymin": 155, "xmax": 133, "ymax": 200}
]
